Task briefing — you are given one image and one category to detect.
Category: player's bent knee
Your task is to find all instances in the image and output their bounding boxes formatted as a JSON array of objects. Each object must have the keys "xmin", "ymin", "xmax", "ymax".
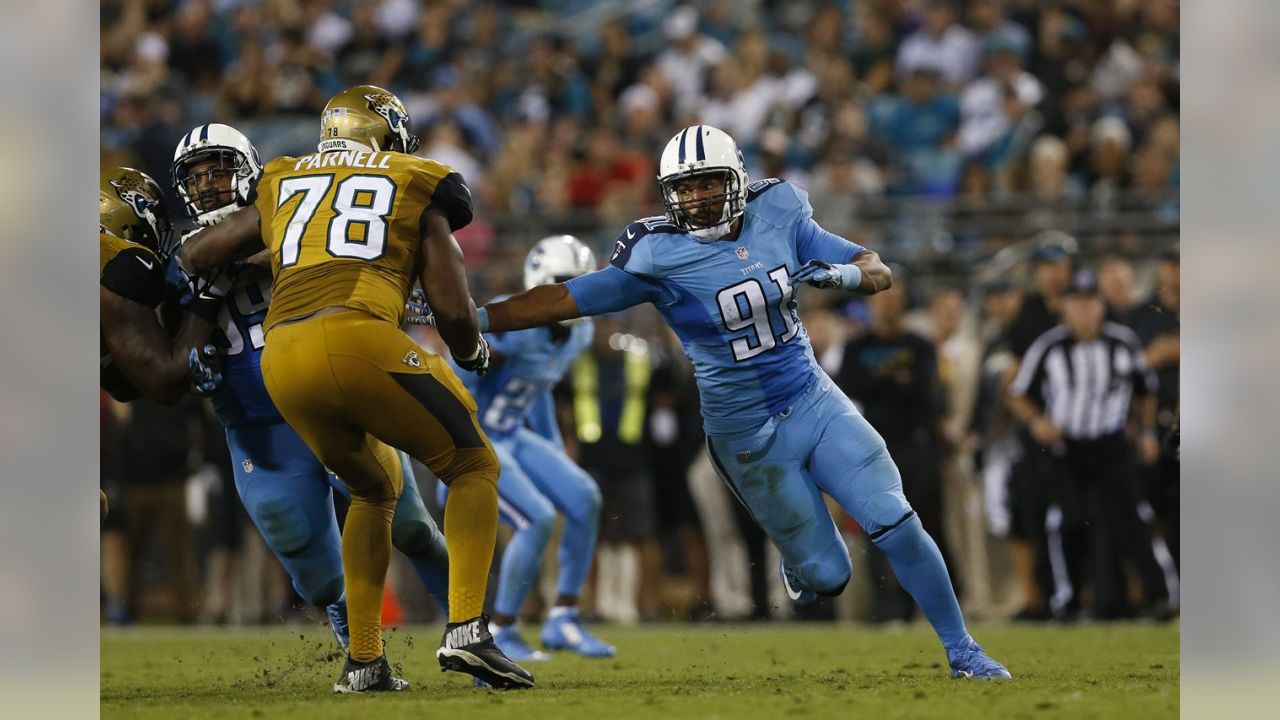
[
  {"xmin": 298, "ymin": 574, "xmax": 345, "ymax": 608},
  {"xmin": 253, "ymin": 496, "xmax": 313, "ymax": 556},
  {"xmin": 567, "ymin": 477, "xmax": 603, "ymax": 524},
  {"xmin": 864, "ymin": 490, "xmax": 914, "ymax": 537},
  {"xmin": 528, "ymin": 509, "xmax": 556, "ymax": 545},
  {"xmin": 435, "ymin": 447, "xmax": 500, "ymax": 489},
  {"xmin": 391, "ymin": 513, "xmax": 442, "ymax": 555},
  {"xmin": 804, "ymin": 553, "xmax": 853, "ymax": 596}
]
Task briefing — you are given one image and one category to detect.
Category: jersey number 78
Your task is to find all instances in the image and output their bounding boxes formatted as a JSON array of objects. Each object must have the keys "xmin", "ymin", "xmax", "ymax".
[{"xmin": 276, "ymin": 174, "xmax": 399, "ymax": 267}]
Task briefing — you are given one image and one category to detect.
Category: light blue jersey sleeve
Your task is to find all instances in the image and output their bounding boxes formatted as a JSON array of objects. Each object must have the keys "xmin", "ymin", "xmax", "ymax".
[
  {"xmin": 565, "ymin": 266, "xmax": 668, "ymax": 315},
  {"xmin": 526, "ymin": 390, "xmax": 563, "ymax": 447}
]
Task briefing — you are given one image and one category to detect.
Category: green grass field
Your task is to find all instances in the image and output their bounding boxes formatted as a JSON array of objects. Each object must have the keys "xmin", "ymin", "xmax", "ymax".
[{"xmin": 102, "ymin": 621, "xmax": 1178, "ymax": 719}]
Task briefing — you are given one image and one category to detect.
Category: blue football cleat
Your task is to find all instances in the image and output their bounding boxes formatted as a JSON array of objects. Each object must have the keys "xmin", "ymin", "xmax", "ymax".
[
  {"xmin": 540, "ymin": 608, "xmax": 616, "ymax": 658},
  {"xmin": 947, "ymin": 637, "xmax": 1012, "ymax": 680},
  {"xmin": 326, "ymin": 599, "xmax": 350, "ymax": 652},
  {"xmin": 491, "ymin": 623, "xmax": 550, "ymax": 662},
  {"xmin": 779, "ymin": 560, "xmax": 817, "ymax": 606}
]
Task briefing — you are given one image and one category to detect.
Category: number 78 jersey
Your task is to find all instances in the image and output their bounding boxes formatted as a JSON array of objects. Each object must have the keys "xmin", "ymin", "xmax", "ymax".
[
  {"xmin": 253, "ymin": 150, "xmax": 472, "ymax": 333},
  {"xmin": 605, "ymin": 179, "xmax": 865, "ymax": 436}
]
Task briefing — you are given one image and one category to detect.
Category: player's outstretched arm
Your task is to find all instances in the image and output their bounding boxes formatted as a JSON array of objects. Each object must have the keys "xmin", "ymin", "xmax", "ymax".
[
  {"xmin": 419, "ymin": 208, "xmax": 482, "ymax": 358},
  {"xmin": 100, "ymin": 287, "xmax": 214, "ymax": 405},
  {"xmin": 179, "ymin": 205, "xmax": 266, "ymax": 275},
  {"xmin": 484, "ymin": 284, "xmax": 583, "ymax": 333},
  {"xmin": 484, "ymin": 265, "xmax": 664, "ymax": 333}
]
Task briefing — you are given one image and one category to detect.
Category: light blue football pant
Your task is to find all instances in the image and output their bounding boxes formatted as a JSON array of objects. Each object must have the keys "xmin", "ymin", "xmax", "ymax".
[
  {"xmin": 227, "ymin": 422, "xmax": 450, "ymax": 616},
  {"xmin": 705, "ymin": 374, "xmax": 969, "ymax": 648},
  {"xmin": 438, "ymin": 427, "xmax": 602, "ymax": 618}
]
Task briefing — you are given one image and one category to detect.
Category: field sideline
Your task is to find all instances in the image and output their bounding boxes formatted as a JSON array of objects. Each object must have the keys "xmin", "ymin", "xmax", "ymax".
[{"xmin": 102, "ymin": 621, "xmax": 1178, "ymax": 719}]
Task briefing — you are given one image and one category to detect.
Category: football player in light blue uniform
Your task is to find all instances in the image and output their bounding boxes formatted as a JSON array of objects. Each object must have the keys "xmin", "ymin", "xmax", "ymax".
[
  {"xmin": 171, "ymin": 124, "xmax": 450, "ymax": 659},
  {"xmin": 436, "ymin": 236, "xmax": 612, "ymax": 661},
  {"xmin": 468, "ymin": 125, "xmax": 1010, "ymax": 680}
]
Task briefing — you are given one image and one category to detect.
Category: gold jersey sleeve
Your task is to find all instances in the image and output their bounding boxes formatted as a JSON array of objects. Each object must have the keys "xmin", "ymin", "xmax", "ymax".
[
  {"xmin": 254, "ymin": 151, "xmax": 472, "ymax": 333},
  {"xmin": 100, "ymin": 232, "xmax": 163, "ymax": 307}
]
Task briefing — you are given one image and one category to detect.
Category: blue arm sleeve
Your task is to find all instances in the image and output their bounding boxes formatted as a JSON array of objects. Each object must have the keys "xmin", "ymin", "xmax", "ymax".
[
  {"xmin": 796, "ymin": 217, "xmax": 865, "ymax": 265},
  {"xmin": 564, "ymin": 266, "xmax": 673, "ymax": 316},
  {"xmin": 526, "ymin": 391, "xmax": 564, "ymax": 447}
]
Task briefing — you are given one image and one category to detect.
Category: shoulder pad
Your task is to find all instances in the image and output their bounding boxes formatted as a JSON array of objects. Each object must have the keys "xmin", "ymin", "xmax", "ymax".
[
  {"xmin": 745, "ymin": 177, "xmax": 786, "ymax": 202},
  {"xmin": 609, "ymin": 216, "xmax": 676, "ymax": 270},
  {"xmin": 745, "ymin": 179, "xmax": 811, "ymax": 226}
]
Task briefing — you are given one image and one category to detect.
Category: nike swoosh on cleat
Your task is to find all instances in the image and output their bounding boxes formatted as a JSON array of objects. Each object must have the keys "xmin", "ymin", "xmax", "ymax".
[{"xmin": 436, "ymin": 648, "xmax": 533, "ymax": 688}]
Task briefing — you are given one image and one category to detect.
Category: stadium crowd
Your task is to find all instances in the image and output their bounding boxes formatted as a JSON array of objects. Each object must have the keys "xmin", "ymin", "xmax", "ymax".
[{"xmin": 100, "ymin": 0, "xmax": 1179, "ymax": 627}]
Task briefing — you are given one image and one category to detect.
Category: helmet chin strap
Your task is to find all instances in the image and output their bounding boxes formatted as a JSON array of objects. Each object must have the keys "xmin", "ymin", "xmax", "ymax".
[{"xmin": 689, "ymin": 220, "xmax": 736, "ymax": 241}]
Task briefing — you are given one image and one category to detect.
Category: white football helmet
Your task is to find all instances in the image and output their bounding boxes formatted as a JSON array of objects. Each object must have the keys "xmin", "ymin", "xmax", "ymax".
[
  {"xmin": 657, "ymin": 125, "xmax": 749, "ymax": 241},
  {"xmin": 524, "ymin": 235, "xmax": 597, "ymax": 290},
  {"xmin": 170, "ymin": 123, "xmax": 263, "ymax": 227}
]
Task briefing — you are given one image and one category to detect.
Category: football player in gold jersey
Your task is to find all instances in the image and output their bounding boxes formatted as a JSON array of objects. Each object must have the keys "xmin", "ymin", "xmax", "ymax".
[
  {"xmin": 177, "ymin": 86, "xmax": 533, "ymax": 692},
  {"xmin": 99, "ymin": 166, "xmax": 219, "ymax": 404}
]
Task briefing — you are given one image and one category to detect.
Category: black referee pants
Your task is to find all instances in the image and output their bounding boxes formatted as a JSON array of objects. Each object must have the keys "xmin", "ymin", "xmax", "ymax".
[{"xmin": 1044, "ymin": 436, "xmax": 1174, "ymax": 619}]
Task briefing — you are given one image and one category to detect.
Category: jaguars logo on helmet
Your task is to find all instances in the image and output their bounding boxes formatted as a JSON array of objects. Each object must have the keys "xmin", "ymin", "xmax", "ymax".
[
  {"xmin": 100, "ymin": 167, "xmax": 175, "ymax": 257},
  {"xmin": 319, "ymin": 85, "xmax": 420, "ymax": 155}
]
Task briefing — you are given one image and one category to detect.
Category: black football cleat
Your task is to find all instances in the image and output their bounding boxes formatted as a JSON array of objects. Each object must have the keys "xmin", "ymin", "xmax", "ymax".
[
  {"xmin": 436, "ymin": 615, "xmax": 535, "ymax": 690},
  {"xmin": 332, "ymin": 654, "xmax": 410, "ymax": 693}
]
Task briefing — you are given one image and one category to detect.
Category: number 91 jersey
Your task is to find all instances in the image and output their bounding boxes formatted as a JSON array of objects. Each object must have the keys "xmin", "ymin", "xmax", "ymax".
[
  {"xmin": 253, "ymin": 150, "xmax": 473, "ymax": 333},
  {"xmin": 606, "ymin": 179, "xmax": 865, "ymax": 437}
]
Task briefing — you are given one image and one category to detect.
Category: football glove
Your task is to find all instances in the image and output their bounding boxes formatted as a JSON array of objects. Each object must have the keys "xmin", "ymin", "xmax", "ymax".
[
  {"xmin": 791, "ymin": 259, "xmax": 861, "ymax": 290},
  {"xmin": 405, "ymin": 288, "xmax": 435, "ymax": 326},
  {"xmin": 453, "ymin": 335, "xmax": 491, "ymax": 376},
  {"xmin": 165, "ymin": 252, "xmax": 233, "ymax": 323},
  {"xmin": 188, "ymin": 344, "xmax": 223, "ymax": 396}
]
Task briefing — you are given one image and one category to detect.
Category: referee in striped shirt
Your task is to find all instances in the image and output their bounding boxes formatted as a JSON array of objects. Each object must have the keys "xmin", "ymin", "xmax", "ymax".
[{"xmin": 1008, "ymin": 269, "xmax": 1177, "ymax": 620}]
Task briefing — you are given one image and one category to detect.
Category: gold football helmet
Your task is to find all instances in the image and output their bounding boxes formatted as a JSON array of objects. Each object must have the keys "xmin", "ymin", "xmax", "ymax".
[
  {"xmin": 319, "ymin": 85, "xmax": 421, "ymax": 154},
  {"xmin": 100, "ymin": 166, "xmax": 174, "ymax": 256}
]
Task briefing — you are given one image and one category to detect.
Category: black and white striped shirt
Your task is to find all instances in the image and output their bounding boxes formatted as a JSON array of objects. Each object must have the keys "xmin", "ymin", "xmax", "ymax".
[{"xmin": 1010, "ymin": 322, "xmax": 1157, "ymax": 440}]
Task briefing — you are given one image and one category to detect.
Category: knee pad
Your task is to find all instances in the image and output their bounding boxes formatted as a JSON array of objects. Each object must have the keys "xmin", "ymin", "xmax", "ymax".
[
  {"xmin": 801, "ymin": 552, "xmax": 853, "ymax": 596},
  {"xmin": 864, "ymin": 489, "xmax": 915, "ymax": 541},
  {"xmin": 391, "ymin": 511, "xmax": 443, "ymax": 556},
  {"xmin": 526, "ymin": 506, "xmax": 557, "ymax": 545},
  {"xmin": 436, "ymin": 446, "xmax": 500, "ymax": 489},
  {"xmin": 297, "ymin": 574, "xmax": 345, "ymax": 608},
  {"xmin": 567, "ymin": 476, "xmax": 603, "ymax": 524},
  {"xmin": 252, "ymin": 495, "xmax": 313, "ymax": 556}
]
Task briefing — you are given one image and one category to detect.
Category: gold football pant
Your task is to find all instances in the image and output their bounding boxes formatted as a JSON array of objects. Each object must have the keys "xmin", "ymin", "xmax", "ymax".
[{"xmin": 262, "ymin": 310, "xmax": 499, "ymax": 661}]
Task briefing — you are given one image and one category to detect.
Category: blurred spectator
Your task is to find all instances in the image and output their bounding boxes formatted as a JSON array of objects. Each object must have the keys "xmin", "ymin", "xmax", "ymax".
[
  {"xmin": 928, "ymin": 288, "xmax": 995, "ymax": 615},
  {"xmin": 335, "ymin": 1, "xmax": 403, "ymax": 89},
  {"xmin": 656, "ymin": 5, "xmax": 728, "ymax": 115},
  {"xmin": 111, "ymin": 397, "xmax": 206, "ymax": 623},
  {"xmin": 806, "ymin": 150, "xmax": 883, "ymax": 240},
  {"xmin": 1088, "ymin": 116, "xmax": 1133, "ymax": 212},
  {"xmin": 849, "ymin": 2, "xmax": 899, "ymax": 95},
  {"xmin": 565, "ymin": 316, "xmax": 663, "ymax": 623},
  {"xmin": 957, "ymin": 36, "xmax": 1044, "ymax": 169},
  {"xmin": 869, "ymin": 68, "xmax": 961, "ymax": 195},
  {"xmin": 1126, "ymin": 248, "xmax": 1180, "ymax": 566},
  {"xmin": 967, "ymin": 0, "xmax": 1031, "ymax": 61},
  {"xmin": 1098, "ymin": 255, "xmax": 1138, "ymax": 322},
  {"xmin": 567, "ymin": 127, "xmax": 652, "ymax": 210},
  {"xmin": 896, "ymin": 0, "xmax": 980, "ymax": 89}
]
